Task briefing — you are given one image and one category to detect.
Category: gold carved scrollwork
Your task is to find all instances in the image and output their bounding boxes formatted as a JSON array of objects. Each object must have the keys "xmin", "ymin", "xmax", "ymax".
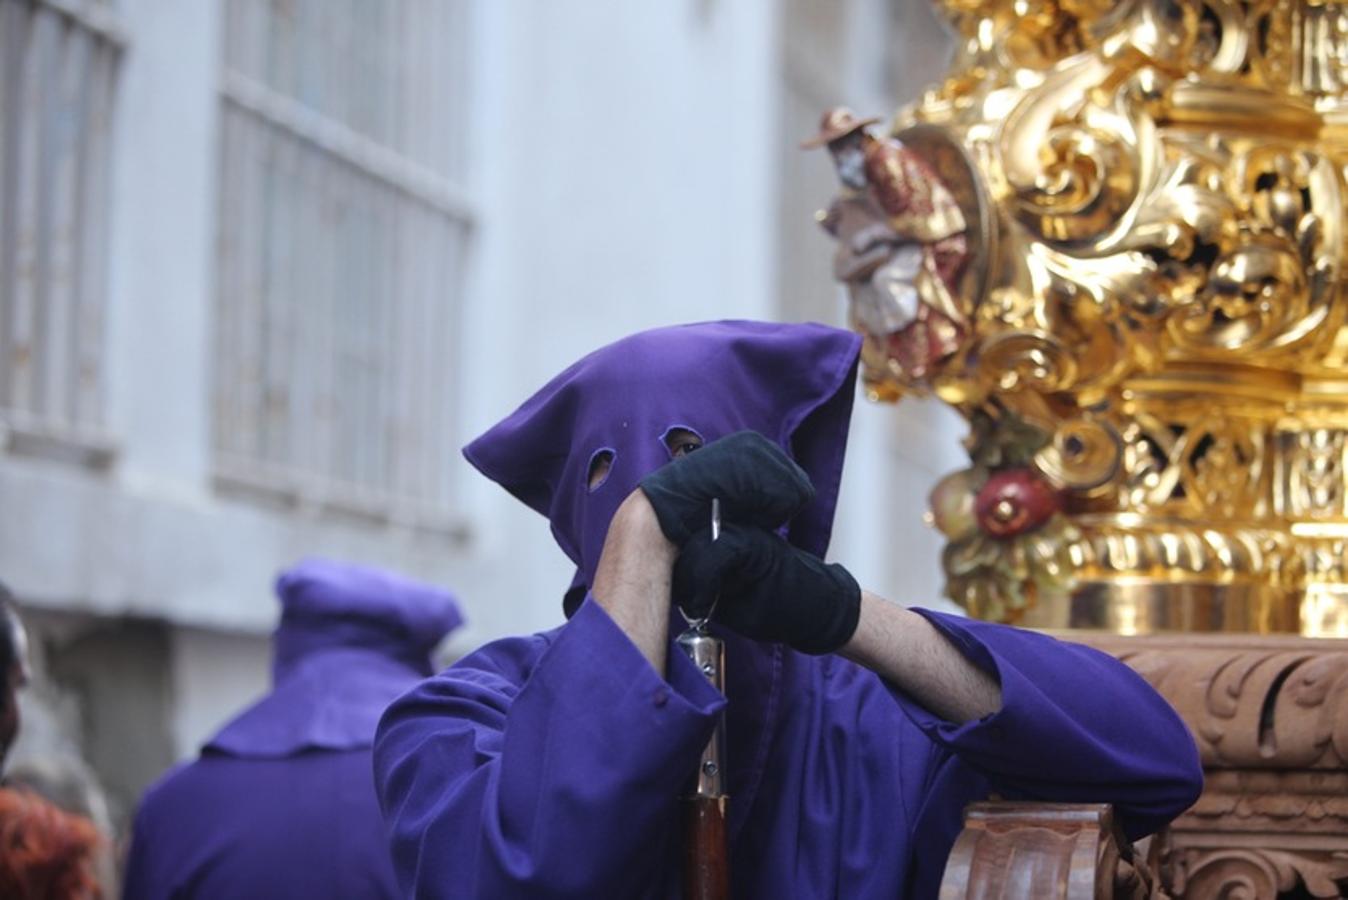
[
  {"xmin": 1163, "ymin": 145, "xmax": 1343, "ymax": 356},
  {"xmin": 1282, "ymin": 429, "xmax": 1347, "ymax": 518},
  {"xmin": 1299, "ymin": 1, "xmax": 1348, "ymax": 102},
  {"xmin": 975, "ymin": 331, "xmax": 1078, "ymax": 394},
  {"xmin": 813, "ymin": 0, "xmax": 1348, "ymax": 632},
  {"xmin": 1115, "ymin": 413, "xmax": 1268, "ymax": 518},
  {"xmin": 1073, "ymin": 524, "xmax": 1294, "ymax": 586},
  {"xmin": 1034, "ymin": 417, "xmax": 1123, "ymax": 493},
  {"xmin": 998, "ymin": 80, "xmax": 1143, "ymax": 245}
]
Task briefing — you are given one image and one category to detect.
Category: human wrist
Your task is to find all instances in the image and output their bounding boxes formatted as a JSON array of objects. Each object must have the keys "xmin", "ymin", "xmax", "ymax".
[
  {"xmin": 590, "ymin": 491, "xmax": 678, "ymax": 674},
  {"xmin": 592, "ymin": 491, "xmax": 677, "ymax": 618},
  {"xmin": 616, "ymin": 490, "xmax": 677, "ymax": 563}
]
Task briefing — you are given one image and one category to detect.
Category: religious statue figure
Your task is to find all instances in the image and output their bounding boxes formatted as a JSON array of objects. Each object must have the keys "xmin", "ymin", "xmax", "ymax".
[{"xmin": 803, "ymin": 107, "xmax": 971, "ymax": 381}]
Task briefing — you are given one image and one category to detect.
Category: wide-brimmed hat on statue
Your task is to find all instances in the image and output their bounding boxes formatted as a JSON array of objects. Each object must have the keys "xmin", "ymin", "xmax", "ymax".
[{"xmin": 801, "ymin": 106, "xmax": 881, "ymax": 149}]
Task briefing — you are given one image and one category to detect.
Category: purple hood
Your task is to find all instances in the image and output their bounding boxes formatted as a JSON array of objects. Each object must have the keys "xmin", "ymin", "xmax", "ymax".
[
  {"xmin": 463, "ymin": 320, "xmax": 862, "ymax": 596},
  {"xmin": 207, "ymin": 559, "xmax": 464, "ymax": 757}
]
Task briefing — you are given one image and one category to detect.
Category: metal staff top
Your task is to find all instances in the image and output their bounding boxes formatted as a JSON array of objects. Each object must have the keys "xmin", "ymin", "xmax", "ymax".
[
  {"xmin": 679, "ymin": 498, "xmax": 721, "ymax": 632},
  {"xmin": 677, "ymin": 498, "xmax": 725, "ymax": 798}
]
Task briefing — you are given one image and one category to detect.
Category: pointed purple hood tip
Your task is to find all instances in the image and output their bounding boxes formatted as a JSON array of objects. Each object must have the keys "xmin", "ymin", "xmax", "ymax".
[
  {"xmin": 206, "ymin": 559, "xmax": 464, "ymax": 758},
  {"xmin": 463, "ymin": 320, "xmax": 862, "ymax": 600}
]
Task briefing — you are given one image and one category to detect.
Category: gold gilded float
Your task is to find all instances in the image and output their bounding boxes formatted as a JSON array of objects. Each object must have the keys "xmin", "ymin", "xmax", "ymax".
[{"xmin": 813, "ymin": 0, "xmax": 1348, "ymax": 635}]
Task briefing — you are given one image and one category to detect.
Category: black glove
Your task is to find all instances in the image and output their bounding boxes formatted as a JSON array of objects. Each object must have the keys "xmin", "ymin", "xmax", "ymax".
[
  {"xmin": 639, "ymin": 431, "xmax": 814, "ymax": 548},
  {"xmin": 672, "ymin": 523, "xmax": 861, "ymax": 655}
]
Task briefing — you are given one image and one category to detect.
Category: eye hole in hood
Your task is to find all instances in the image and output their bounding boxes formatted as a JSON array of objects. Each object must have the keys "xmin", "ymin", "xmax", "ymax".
[
  {"xmin": 660, "ymin": 425, "xmax": 705, "ymax": 460},
  {"xmin": 586, "ymin": 448, "xmax": 616, "ymax": 492}
]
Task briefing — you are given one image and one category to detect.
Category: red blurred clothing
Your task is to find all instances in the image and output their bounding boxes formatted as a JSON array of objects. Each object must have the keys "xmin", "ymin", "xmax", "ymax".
[{"xmin": 0, "ymin": 786, "xmax": 102, "ymax": 900}]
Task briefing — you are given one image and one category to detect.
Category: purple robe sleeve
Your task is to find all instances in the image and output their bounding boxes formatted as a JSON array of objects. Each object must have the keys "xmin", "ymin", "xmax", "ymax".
[
  {"xmin": 373, "ymin": 598, "xmax": 725, "ymax": 897},
  {"xmin": 901, "ymin": 609, "xmax": 1203, "ymax": 841}
]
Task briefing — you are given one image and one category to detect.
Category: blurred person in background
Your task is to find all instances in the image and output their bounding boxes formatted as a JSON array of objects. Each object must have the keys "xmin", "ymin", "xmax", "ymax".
[
  {"xmin": 122, "ymin": 560, "xmax": 463, "ymax": 900},
  {"xmin": 6, "ymin": 757, "xmax": 117, "ymax": 900},
  {"xmin": 0, "ymin": 786, "xmax": 103, "ymax": 900},
  {"xmin": 0, "ymin": 582, "xmax": 31, "ymax": 772},
  {"xmin": 0, "ymin": 583, "xmax": 103, "ymax": 899}
]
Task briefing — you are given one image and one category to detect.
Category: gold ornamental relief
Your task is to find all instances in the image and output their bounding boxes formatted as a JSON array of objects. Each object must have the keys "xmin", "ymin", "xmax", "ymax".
[{"xmin": 812, "ymin": 0, "xmax": 1348, "ymax": 634}]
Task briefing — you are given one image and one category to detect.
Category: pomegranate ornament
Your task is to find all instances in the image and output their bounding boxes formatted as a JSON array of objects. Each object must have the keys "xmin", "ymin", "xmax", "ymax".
[{"xmin": 973, "ymin": 467, "xmax": 1062, "ymax": 538}]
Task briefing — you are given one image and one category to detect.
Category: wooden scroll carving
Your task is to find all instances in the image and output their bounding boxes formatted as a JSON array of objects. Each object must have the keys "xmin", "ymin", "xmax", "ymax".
[
  {"xmin": 1075, "ymin": 633, "xmax": 1348, "ymax": 899},
  {"xmin": 938, "ymin": 802, "xmax": 1159, "ymax": 900},
  {"xmin": 940, "ymin": 635, "xmax": 1348, "ymax": 897}
]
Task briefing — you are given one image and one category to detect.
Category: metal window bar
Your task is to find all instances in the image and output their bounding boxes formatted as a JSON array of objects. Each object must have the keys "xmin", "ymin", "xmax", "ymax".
[
  {"xmin": 213, "ymin": 0, "xmax": 473, "ymax": 529},
  {"xmin": 0, "ymin": 0, "xmax": 123, "ymax": 464}
]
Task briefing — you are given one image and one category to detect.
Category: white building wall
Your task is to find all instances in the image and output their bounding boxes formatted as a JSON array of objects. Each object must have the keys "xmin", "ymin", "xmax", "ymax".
[
  {"xmin": 105, "ymin": 0, "xmax": 219, "ymax": 495},
  {"xmin": 169, "ymin": 627, "xmax": 270, "ymax": 758}
]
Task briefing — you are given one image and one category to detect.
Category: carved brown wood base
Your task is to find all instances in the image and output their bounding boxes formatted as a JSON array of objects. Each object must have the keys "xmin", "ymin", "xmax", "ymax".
[
  {"xmin": 1071, "ymin": 633, "xmax": 1348, "ymax": 899},
  {"xmin": 1162, "ymin": 843, "xmax": 1348, "ymax": 900},
  {"xmin": 938, "ymin": 636, "xmax": 1348, "ymax": 897},
  {"xmin": 938, "ymin": 802, "xmax": 1159, "ymax": 899}
]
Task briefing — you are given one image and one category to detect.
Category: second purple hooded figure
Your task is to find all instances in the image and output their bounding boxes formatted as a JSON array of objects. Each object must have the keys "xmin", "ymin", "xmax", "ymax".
[{"xmin": 124, "ymin": 559, "xmax": 463, "ymax": 900}]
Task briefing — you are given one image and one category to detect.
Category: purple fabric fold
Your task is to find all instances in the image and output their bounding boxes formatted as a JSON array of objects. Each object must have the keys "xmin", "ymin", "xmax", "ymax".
[{"xmin": 206, "ymin": 649, "xmax": 427, "ymax": 757}]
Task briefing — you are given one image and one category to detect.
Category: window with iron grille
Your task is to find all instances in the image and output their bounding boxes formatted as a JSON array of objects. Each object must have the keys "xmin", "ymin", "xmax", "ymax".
[
  {"xmin": 0, "ymin": 0, "xmax": 124, "ymax": 466},
  {"xmin": 213, "ymin": 0, "xmax": 474, "ymax": 529}
]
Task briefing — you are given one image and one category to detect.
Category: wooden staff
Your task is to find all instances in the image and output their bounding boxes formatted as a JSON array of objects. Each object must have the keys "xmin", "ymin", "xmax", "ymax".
[{"xmin": 676, "ymin": 499, "xmax": 729, "ymax": 900}]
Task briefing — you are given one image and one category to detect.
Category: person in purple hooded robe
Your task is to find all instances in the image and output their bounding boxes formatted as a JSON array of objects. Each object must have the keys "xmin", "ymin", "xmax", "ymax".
[
  {"xmin": 122, "ymin": 559, "xmax": 463, "ymax": 900},
  {"xmin": 374, "ymin": 320, "xmax": 1203, "ymax": 899}
]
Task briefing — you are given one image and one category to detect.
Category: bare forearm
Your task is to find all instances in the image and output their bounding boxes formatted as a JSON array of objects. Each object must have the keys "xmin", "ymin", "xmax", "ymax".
[
  {"xmin": 591, "ymin": 492, "xmax": 678, "ymax": 674},
  {"xmin": 840, "ymin": 591, "xmax": 1001, "ymax": 724}
]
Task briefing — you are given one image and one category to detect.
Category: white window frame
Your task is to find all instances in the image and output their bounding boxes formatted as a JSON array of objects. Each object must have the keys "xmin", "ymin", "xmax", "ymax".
[
  {"xmin": 211, "ymin": 1, "xmax": 476, "ymax": 535},
  {"xmin": 0, "ymin": 0, "xmax": 126, "ymax": 469}
]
